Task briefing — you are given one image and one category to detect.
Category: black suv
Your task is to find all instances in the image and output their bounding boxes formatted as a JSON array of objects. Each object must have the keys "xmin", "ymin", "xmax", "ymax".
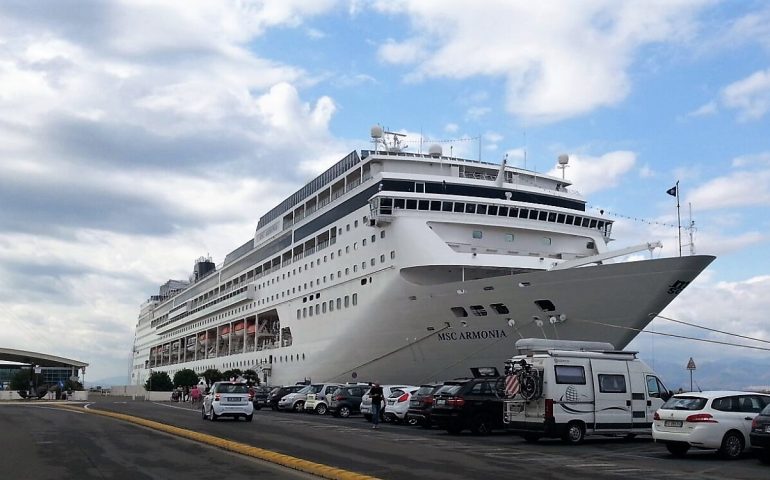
[
  {"xmin": 430, "ymin": 377, "xmax": 506, "ymax": 435},
  {"xmin": 329, "ymin": 385, "xmax": 368, "ymax": 418},
  {"xmin": 406, "ymin": 383, "xmax": 443, "ymax": 428},
  {"xmin": 267, "ymin": 385, "xmax": 305, "ymax": 411},
  {"xmin": 251, "ymin": 385, "xmax": 272, "ymax": 410}
]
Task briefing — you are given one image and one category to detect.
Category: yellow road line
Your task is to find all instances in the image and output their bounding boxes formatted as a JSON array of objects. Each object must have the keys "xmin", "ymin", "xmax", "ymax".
[{"xmin": 54, "ymin": 404, "xmax": 380, "ymax": 480}]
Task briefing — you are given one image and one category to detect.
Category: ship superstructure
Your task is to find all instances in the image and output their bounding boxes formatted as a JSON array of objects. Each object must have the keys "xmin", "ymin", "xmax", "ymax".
[{"xmin": 130, "ymin": 127, "xmax": 714, "ymax": 387}]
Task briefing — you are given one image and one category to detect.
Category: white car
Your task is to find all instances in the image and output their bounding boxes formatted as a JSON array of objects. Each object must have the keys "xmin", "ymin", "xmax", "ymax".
[
  {"xmin": 384, "ymin": 387, "xmax": 419, "ymax": 423},
  {"xmin": 303, "ymin": 383, "xmax": 343, "ymax": 415},
  {"xmin": 653, "ymin": 390, "xmax": 770, "ymax": 459},
  {"xmin": 361, "ymin": 384, "xmax": 417, "ymax": 421},
  {"xmin": 202, "ymin": 381, "xmax": 254, "ymax": 422}
]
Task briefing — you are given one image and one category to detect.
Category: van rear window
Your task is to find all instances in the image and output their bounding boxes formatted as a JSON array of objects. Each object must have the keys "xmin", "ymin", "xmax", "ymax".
[{"xmin": 554, "ymin": 365, "xmax": 586, "ymax": 384}]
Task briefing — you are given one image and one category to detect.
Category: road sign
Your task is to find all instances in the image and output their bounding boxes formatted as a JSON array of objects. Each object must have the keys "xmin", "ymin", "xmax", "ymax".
[{"xmin": 686, "ymin": 357, "xmax": 696, "ymax": 370}]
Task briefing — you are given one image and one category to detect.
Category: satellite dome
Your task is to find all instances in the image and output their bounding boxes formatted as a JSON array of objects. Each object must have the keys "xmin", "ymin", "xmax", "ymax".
[
  {"xmin": 370, "ymin": 125, "xmax": 383, "ymax": 139},
  {"xmin": 558, "ymin": 154, "xmax": 569, "ymax": 165},
  {"xmin": 428, "ymin": 144, "xmax": 442, "ymax": 158}
]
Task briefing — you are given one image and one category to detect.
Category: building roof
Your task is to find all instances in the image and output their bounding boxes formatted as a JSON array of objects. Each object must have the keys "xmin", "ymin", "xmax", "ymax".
[{"xmin": 0, "ymin": 348, "xmax": 88, "ymax": 369}]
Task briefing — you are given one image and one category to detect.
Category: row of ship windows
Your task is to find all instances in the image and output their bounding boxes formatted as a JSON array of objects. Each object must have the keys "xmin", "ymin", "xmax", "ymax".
[
  {"xmin": 297, "ymin": 293, "xmax": 359, "ymax": 319},
  {"xmin": 451, "ymin": 303, "xmax": 510, "ymax": 317},
  {"xmin": 257, "ymin": 253, "xmax": 393, "ymax": 305},
  {"xmin": 375, "ymin": 198, "xmax": 611, "ymax": 234},
  {"xmin": 259, "ymin": 229, "xmax": 386, "ymax": 288}
]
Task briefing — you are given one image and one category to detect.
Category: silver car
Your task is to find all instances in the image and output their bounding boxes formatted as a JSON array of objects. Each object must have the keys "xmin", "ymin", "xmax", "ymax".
[{"xmin": 202, "ymin": 381, "xmax": 254, "ymax": 421}]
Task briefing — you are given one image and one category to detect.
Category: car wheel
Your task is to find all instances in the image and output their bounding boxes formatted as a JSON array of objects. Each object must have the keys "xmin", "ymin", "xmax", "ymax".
[
  {"xmin": 293, "ymin": 401, "xmax": 305, "ymax": 413},
  {"xmin": 339, "ymin": 406, "xmax": 351, "ymax": 418},
  {"xmin": 561, "ymin": 421, "xmax": 585, "ymax": 445},
  {"xmin": 522, "ymin": 433, "xmax": 540, "ymax": 443},
  {"xmin": 315, "ymin": 404, "xmax": 328, "ymax": 416},
  {"xmin": 201, "ymin": 406, "xmax": 207, "ymax": 420},
  {"xmin": 245, "ymin": 414, "xmax": 253, "ymax": 422},
  {"xmin": 665, "ymin": 442, "xmax": 690, "ymax": 457},
  {"xmin": 406, "ymin": 415, "xmax": 419, "ymax": 426},
  {"xmin": 210, "ymin": 409, "xmax": 218, "ymax": 421},
  {"xmin": 470, "ymin": 414, "xmax": 492, "ymax": 435},
  {"xmin": 718, "ymin": 431, "xmax": 744, "ymax": 460}
]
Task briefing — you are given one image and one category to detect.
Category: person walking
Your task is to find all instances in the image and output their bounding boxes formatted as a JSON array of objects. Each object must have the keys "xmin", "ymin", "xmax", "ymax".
[{"xmin": 369, "ymin": 383, "xmax": 384, "ymax": 429}]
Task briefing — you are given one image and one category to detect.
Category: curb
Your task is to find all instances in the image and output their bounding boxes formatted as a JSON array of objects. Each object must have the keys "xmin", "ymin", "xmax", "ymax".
[{"xmin": 53, "ymin": 404, "xmax": 379, "ymax": 480}]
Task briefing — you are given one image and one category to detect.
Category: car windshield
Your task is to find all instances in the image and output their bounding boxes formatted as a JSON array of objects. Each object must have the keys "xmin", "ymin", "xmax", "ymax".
[
  {"xmin": 662, "ymin": 396, "xmax": 707, "ymax": 410},
  {"xmin": 297, "ymin": 385, "xmax": 314, "ymax": 394},
  {"xmin": 416, "ymin": 385, "xmax": 436, "ymax": 395},
  {"xmin": 762, "ymin": 404, "xmax": 770, "ymax": 415},
  {"xmin": 215, "ymin": 383, "xmax": 248, "ymax": 394}
]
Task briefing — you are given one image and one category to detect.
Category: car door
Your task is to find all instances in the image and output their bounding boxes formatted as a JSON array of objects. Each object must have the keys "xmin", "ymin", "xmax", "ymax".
[
  {"xmin": 591, "ymin": 359, "xmax": 632, "ymax": 431},
  {"xmin": 738, "ymin": 395, "xmax": 765, "ymax": 446}
]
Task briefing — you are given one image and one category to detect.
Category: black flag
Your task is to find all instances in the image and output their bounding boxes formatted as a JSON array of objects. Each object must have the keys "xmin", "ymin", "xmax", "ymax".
[{"xmin": 666, "ymin": 185, "xmax": 677, "ymax": 197}]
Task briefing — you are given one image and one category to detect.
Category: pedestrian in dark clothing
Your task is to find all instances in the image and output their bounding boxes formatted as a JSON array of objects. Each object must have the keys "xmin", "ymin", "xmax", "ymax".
[
  {"xmin": 184, "ymin": 386, "xmax": 190, "ymax": 402},
  {"xmin": 369, "ymin": 383, "xmax": 384, "ymax": 429}
]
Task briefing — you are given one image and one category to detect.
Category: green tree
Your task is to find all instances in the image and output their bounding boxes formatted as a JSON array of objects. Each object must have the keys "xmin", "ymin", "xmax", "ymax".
[
  {"xmin": 173, "ymin": 369, "xmax": 199, "ymax": 387},
  {"xmin": 10, "ymin": 369, "xmax": 43, "ymax": 391},
  {"xmin": 201, "ymin": 368, "xmax": 222, "ymax": 386},
  {"xmin": 64, "ymin": 379, "xmax": 83, "ymax": 391},
  {"xmin": 144, "ymin": 371, "xmax": 173, "ymax": 391},
  {"xmin": 243, "ymin": 369, "xmax": 259, "ymax": 386},
  {"xmin": 221, "ymin": 369, "xmax": 242, "ymax": 381}
]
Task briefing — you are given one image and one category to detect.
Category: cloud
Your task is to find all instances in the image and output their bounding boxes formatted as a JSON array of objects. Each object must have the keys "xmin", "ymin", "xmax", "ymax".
[
  {"xmin": 688, "ymin": 169, "xmax": 770, "ymax": 210},
  {"xmin": 548, "ymin": 151, "xmax": 637, "ymax": 195},
  {"xmin": 686, "ymin": 100, "xmax": 717, "ymax": 117},
  {"xmin": 721, "ymin": 68, "xmax": 770, "ymax": 121},
  {"xmin": 373, "ymin": 0, "xmax": 708, "ymax": 123}
]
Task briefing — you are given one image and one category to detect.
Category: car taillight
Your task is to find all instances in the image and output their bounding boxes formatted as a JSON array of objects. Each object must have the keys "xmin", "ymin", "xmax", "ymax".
[
  {"xmin": 214, "ymin": 394, "xmax": 221, "ymax": 402},
  {"xmin": 447, "ymin": 396, "xmax": 465, "ymax": 407},
  {"xmin": 752, "ymin": 417, "xmax": 759, "ymax": 429},
  {"xmin": 424, "ymin": 396, "xmax": 433, "ymax": 406},
  {"xmin": 335, "ymin": 395, "xmax": 345, "ymax": 401},
  {"xmin": 686, "ymin": 413, "xmax": 717, "ymax": 423},
  {"xmin": 653, "ymin": 411, "xmax": 660, "ymax": 421},
  {"xmin": 544, "ymin": 398, "xmax": 553, "ymax": 419},
  {"xmin": 397, "ymin": 393, "xmax": 409, "ymax": 402}
]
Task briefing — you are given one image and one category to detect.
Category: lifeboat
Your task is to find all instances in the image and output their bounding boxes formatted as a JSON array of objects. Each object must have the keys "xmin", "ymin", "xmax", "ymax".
[
  {"xmin": 186, "ymin": 337, "xmax": 196, "ymax": 352},
  {"xmin": 247, "ymin": 323, "xmax": 256, "ymax": 334},
  {"xmin": 219, "ymin": 325, "xmax": 230, "ymax": 339},
  {"xmin": 234, "ymin": 321, "xmax": 245, "ymax": 332}
]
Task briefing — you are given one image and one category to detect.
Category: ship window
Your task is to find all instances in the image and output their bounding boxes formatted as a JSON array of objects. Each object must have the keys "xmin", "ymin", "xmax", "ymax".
[
  {"xmin": 430, "ymin": 201, "xmax": 441, "ymax": 211},
  {"xmin": 352, "ymin": 293, "xmax": 358, "ymax": 306},
  {"xmin": 354, "ymin": 220, "xmax": 359, "ymax": 228},
  {"xmin": 330, "ymin": 273, "xmax": 334, "ymax": 280},
  {"xmin": 528, "ymin": 210, "xmax": 538, "ymax": 220},
  {"xmin": 380, "ymin": 230, "xmax": 385, "ymax": 239},
  {"xmin": 344, "ymin": 296, "xmax": 350, "ymax": 307},
  {"xmin": 490, "ymin": 303, "xmax": 510, "ymax": 314},
  {"xmin": 543, "ymin": 237, "xmax": 551, "ymax": 245},
  {"xmin": 534, "ymin": 299, "xmax": 556, "ymax": 312},
  {"xmin": 338, "ymin": 249, "xmax": 342, "ymax": 256},
  {"xmin": 346, "ymin": 224, "xmax": 350, "ymax": 231},
  {"xmin": 470, "ymin": 305, "xmax": 488, "ymax": 316},
  {"xmin": 315, "ymin": 293, "xmax": 320, "ymax": 299},
  {"xmin": 354, "ymin": 242, "xmax": 357, "ymax": 250},
  {"xmin": 380, "ymin": 254, "xmax": 385, "ymax": 263},
  {"xmin": 329, "ymin": 300, "xmax": 334, "ymax": 311},
  {"xmin": 362, "ymin": 239, "xmax": 367, "ymax": 246},
  {"xmin": 394, "ymin": 199, "xmax": 405, "ymax": 209},
  {"xmin": 465, "ymin": 203, "xmax": 475, "ymax": 214},
  {"xmin": 487, "ymin": 205, "xmax": 497, "ymax": 215},
  {"xmin": 557, "ymin": 214, "xmax": 566, "ymax": 223},
  {"xmin": 322, "ymin": 303, "xmax": 326, "ymax": 313},
  {"xmin": 418, "ymin": 200, "xmax": 429, "ymax": 210},
  {"xmin": 361, "ymin": 261, "xmax": 366, "ymax": 270},
  {"xmin": 555, "ymin": 365, "xmax": 586, "ymax": 385},
  {"xmin": 505, "ymin": 234, "xmax": 514, "ymax": 242},
  {"xmin": 477, "ymin": 204, "xmax": 487, "ymax": 215},
  {"xmin": 338, "ymin": 270, "xmax": 341, "ymax": 277},
  {"xmin": 581, "ymin": 217, "xmax": 590, "ymax": 227},
  {"xmin": 353, "ymin": 265, "xmax": 358, "ymax": 272},
  {"xmin": 451, "ymin": 307, "xmax": 468, "ymax": 317},
  {"xmin": 406, "ymin": 199, "xmax": 417, "ymax": 209},
  {"xmin": 345, "ymin": 268, "xmax": 349, "ymax": 275},
  {"xmin": 346, "ymin": 246, "xmax": 350, "ymax": 253},
  {"xmin": 315, "ymin": 304, "xmax": 319, "ymax": 315},
  {"xmin": 337, "ymin": 298, "xmax": 341, "ymax": 309},
  {"xmin": 498, "ymin": 206, "xmax": 508, "ymax": 216},
  {"xmin": 586, "ymin": 241, "xmax": 595, "ymax": 249},
  {"xmin": 308, "ymin": 307, "xmax": 313, "ymax": 317},
  {"xmin": 370, "ymin": 258, "xmax": 375, "ymax": 266},
  {"xmin": 371, "ymin": 234, "xmax": 375, "ymax": 243},
  {"xmin": 391, "ymin": 250, "xmax": 395, "ymax": 259},
  {"xmin": 547, "ymin": 212, "xmax": 557, "ymax": 222},
  {"xmin": 566, "ymin": 215, "xmax": 574, "ymax": 224},
  {"xmin": 453, "ymin": 202, "xmax": 464, "ymax": 212},
  {"xmin": 442, "ymin": 201, "xmax": 453, "ymax": 212},
  {"xmin": 472, "ymin": 230, "xmax": 483, "ymax": 239},
  {"xmin": 519, "ymin": 208, "xmax": 529, "ymax": 218},
  {"xmin": 538, "ymin": 211, "xmax": 548, "ymax": 221},
  {"xmin": 415, "ymin": 182, "xmax": 425, "ymax": 193}
]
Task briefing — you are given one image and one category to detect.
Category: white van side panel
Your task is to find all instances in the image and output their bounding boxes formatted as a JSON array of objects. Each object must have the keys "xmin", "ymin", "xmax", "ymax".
[
  {"xmin": 590, "ymin": 358, "xmax": 632, "ymax": 431},
  {"xmin": 551, "ymin": 357, "xmax": 595, "ymax": 426}
]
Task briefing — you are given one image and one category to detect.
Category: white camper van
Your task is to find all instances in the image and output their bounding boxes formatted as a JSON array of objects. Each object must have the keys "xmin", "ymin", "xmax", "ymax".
[{"xmin": 503, "ymin": 338, "xmax": 671, "ymax": 444}]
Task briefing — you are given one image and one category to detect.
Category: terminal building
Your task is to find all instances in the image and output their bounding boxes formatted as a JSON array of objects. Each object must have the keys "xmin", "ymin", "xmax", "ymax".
[{"xmin": 0, "ymin": 348, "xmax": 88, "ymax": 391}]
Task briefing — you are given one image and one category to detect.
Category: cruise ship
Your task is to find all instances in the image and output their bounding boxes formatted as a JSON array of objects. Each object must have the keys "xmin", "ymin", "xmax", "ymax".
[{"xmin": 130, "ymin": 126, "xmax": 714, "ymax": 387}]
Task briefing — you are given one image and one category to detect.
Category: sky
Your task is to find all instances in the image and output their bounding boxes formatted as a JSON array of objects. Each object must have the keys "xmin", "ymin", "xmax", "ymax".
[{"xmin": 1, "ymin": 0, "xmax": 769, "ymax": 388}]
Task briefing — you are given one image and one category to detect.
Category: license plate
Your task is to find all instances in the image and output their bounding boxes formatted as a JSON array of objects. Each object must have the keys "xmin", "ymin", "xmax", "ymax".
[
  {"xmin": 387, "ymin": 400, "xmax": 395, "ymax": 405},
  {"xmin": 664, "ymin": 420, "xmax": 683, "ymax": 427},
  {"xmin": 436, "ymin": 399, "xmax": 445, "ymax": 405},
  {"xmin": 227, "ymin": 397, "xmax": 241, "ymax": 402}
]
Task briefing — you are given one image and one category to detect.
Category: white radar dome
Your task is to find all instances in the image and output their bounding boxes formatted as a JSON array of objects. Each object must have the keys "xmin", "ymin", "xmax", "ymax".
[
  {"xmin": 371, "ymin": 125, "xmax": 384, "ymax": 139},
  {"xmin": 558, "ymin": 154, "xmax": 569, "ymax": 165},
  {"xmin": 428, "ymin": 144, "xmax": 442, "ymax": 158}
]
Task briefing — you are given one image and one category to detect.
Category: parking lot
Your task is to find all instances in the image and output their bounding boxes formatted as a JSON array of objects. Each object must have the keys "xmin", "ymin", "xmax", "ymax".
[{"xmin": 81, "ymin": 396, "xmax": 767, "ymax": 480}]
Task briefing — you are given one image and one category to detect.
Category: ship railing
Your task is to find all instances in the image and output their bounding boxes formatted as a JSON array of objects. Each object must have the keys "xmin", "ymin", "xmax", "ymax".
[
  {"xmin": 346, "ymin": 178, "xmax": 361, "ymax": 192},
  {"xmin": 305, "ymin": 246, "xmax": 317, "ymax": 256},
  {"xmin": 316, "ymin": 240, "xmax": 330, "ymax": 251},
  {"xmin": 292, "ymin": 252, "xmax": 305, "ymax": 262},
  {"xmin": 318, "ymin": 197, "xmax": 330, "ymax": 209}
]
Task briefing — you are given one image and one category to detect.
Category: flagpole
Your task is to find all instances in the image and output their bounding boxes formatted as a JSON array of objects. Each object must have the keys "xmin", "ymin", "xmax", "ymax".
[{"xmin": 676, "ymin": 180, "xmax": 682, "ymax": 257}]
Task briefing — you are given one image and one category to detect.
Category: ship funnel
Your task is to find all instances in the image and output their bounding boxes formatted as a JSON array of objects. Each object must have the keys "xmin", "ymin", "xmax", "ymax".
[{"xmin": 495, "ymin": 154, "xmax": 508, "ymax": 187}]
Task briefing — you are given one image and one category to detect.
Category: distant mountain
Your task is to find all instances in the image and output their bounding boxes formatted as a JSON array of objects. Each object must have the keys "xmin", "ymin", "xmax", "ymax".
[
  {"xmin": 643, "ymin": 356, "xmax": 770, "ymax": 392},
  {"xmin": 85, "ymin": 375, "xmax": 131, "ymax": 388}
]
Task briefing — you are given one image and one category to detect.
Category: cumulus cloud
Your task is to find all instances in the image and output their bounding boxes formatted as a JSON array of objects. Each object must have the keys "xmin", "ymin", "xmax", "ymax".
[
  {"xmin": 547, "ymin": 151, "xmax": 637, "ymax": 195},
  {"xmin": 688, "ymin": 168, "xmax": 770, "ymax": 210},
  {"xmin": 721, "ymin": 68, "xmax": 770, "ymax": 121},
  {"xmin": 373, "ymin": 0, "xmax": 708, "ymax": 123}
]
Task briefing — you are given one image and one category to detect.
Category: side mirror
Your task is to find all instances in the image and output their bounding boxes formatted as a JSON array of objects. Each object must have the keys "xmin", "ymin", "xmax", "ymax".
[{"xmin": 661, "ymin": 390, "xmax": 672, "ymax": 401}]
